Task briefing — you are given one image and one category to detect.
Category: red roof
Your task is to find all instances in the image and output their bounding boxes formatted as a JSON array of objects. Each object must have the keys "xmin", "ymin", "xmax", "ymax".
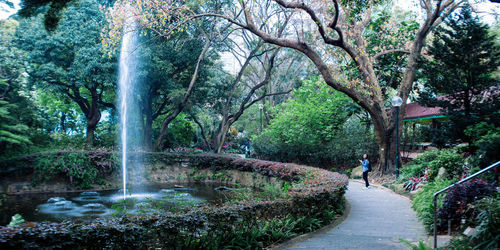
[
  {"xmin": 404, "ymin": 102, "xmax": 443, "ymax": 120},
  {"xmin": 402, "ymin": 86, "xmax": 498, "ymax": 121}
]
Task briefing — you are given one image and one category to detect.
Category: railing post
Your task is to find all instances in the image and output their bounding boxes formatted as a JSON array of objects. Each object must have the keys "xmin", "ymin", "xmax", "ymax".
[{"xmin": 433, "ymin": 194, "xmax": 437, "ymax": 249}]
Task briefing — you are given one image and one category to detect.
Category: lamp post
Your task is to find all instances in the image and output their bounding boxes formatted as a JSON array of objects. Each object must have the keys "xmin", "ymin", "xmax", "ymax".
[
  {"xmin": 391, "ymin": 96, "xmax": 403, "ymax": 178},
  {"xmin": 258, "ymin": 104, "xmax": 263, "ymax": 132}
]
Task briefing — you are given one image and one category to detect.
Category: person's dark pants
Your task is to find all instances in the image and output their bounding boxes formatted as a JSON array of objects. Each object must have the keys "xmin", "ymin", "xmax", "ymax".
[{"xmin": 362, "ymin": 171, "xmax": 369, "ymax": 187}]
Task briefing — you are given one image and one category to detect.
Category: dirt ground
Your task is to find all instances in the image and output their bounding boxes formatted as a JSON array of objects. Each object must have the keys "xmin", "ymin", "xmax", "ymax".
[{"xmin": 368, "ymin": 173, "xmax": 397, "ymax": 186}]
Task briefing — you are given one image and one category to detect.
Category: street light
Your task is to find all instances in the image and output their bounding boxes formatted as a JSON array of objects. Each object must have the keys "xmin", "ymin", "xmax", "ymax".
[
  {"xmin": 391, "ymin": 96, "xmax": 403, "ymax": 178},
  {"xmin": 258, "ymin": 104, "xmax": 264, "ymax": 132}
]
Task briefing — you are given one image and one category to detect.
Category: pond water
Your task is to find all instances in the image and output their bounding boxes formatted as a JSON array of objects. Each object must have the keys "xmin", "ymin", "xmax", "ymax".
[{"xmin": 0, "ymin": 183, "xmax": 228, "ymax": 226}]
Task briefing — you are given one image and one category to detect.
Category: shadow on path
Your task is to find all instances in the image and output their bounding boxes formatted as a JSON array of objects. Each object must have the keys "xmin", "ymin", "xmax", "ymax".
[{"xmin": 281, "ymin": 180, "xmax": 426, "ymax": 250}]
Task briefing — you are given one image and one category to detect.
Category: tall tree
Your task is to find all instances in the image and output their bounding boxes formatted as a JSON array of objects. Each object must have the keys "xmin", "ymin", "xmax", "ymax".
[
  {"xmin": 133, "ymin": 31, "xmax": 215, "ymax": 150},
  {"xmin": 206, "ymin": 27, "xmax": 295, "ymax": 153},
  {"xmin": 418, "ymin": 6, "xmax": 500, "ymax": 143},
  {"xmin": 0, "ymin": 81, "xmax": 31, "ymax": 146},
  {"xmin": 0, "ymin": 19, "xmax": 39, "ymax": 149},
  {"xmin": 105, "ymin": 0, "xmax": 234, "ymax": 151},
  {"xmin": 138, "ymin": 0, "xmax": 465, "ymax": 173},
  {"xmin": 18, "ymin": 0, "xmax": 117, "ymax": 145}
]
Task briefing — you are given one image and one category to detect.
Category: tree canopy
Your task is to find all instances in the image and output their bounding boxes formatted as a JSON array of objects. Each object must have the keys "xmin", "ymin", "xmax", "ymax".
[{"xmin": 418, "ymin": 6, "xmax": 500, "ymax": 144}]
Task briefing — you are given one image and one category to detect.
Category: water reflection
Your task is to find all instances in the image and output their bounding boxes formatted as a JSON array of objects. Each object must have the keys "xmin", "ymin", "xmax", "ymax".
[{"xmin": 0, "ymin": 183, "xmax": 225, "ymax": 225}]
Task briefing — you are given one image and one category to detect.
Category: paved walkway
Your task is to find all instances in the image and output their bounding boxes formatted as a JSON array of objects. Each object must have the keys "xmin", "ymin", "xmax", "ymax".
[{"xmin": 283, "ymin": 180, "xmax": 427, "ymax": 250}]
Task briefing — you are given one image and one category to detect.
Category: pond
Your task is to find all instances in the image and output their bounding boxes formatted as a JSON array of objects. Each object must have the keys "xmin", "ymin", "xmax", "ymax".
[{"xmin": 0, "ymin": 183, "xmax": 229, "ymax": 226}]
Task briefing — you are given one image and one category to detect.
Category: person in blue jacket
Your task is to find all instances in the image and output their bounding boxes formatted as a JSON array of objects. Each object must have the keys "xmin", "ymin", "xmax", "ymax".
[{"xmin": 359, "ymin": 154, "xmax": 370, "ymax": 189}]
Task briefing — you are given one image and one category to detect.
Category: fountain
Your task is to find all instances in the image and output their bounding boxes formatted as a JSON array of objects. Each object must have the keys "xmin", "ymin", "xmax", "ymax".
[{"xmin": 118, "ymin": 14, "xmax": 139, "ymax": 200}]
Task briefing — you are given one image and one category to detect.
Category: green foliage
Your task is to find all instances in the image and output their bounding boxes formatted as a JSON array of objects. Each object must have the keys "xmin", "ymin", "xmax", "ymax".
[
  {"xmin": 0, "ymin": 99, "xmax": 31, "ymax": 145},
  {"xmin": 17, "ymin": 0, "xmax": 73, "ymax": 31},
  {"xmin": 469, "ymin": 197, "xmax": 500, "ymax": 249},
  {"xmin": 8, "ymin": 214, "xmax": 25, "ymax": 227},
  {"xmin": 472, "ymin": 127, "xmax": 500, "ymax": 166},
  {"xmin": 253, "ymin": 77, "xmax": 376, "ymax": 168},
  {"xmin": 162, "ymin": 113, "xmax": 196, "ymax": 148},
  {"xmin": 0, "ymin": 19, "xmax": 47, "ymax": 153},
  {"xmin": 398, "ymin": 164, "xmax": 427, "ymax": 183},
  {"xmin": 398, "ymin": 239, "xmax": 432, "ymax": 250},
  {"xmin": 227, "ymin": 182, "xmax": 289, "ymax": 203},
  {"xmin": 443, "ymin": 196, "xmax": 500, "ymax": 250},
  {"xmin": 445, "ymin": 237, "xmax": 473, "ymax": 250},
  {"xmin": 367, "ymin": 6, "xmax": 419, "ymax": 92},
  {"xmin": 15, "ymin": 0, "xmax": 117, "ymax": 145},
  {"xmin": 417, "ymin": 7, "xmax": 500, "ymax": 145},
  {"xmin": 411, "ymin": 179, "xmax": 454, "ymax": 232},
  {"xmin": 32, "ymin": 151, "xmax": 117, "ymax": 189},
  {"xmin": 399, "ymin": 149, "xmax": 464, "ymax": 182},
  {"xmin": 137, "ymin": 27, "xmax": 217, "ymax": 149}
]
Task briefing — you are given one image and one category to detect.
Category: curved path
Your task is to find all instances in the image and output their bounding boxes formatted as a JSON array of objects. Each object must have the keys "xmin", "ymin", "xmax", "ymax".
[{"xmin": 281, "ymin": 180, "xmax": 427, "ymax": 250}]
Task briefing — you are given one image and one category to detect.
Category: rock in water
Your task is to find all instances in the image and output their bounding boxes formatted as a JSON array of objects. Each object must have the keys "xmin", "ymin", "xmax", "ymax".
[
  {"xmin": 47, "ymin": 197, "xmax": 66, "ymax": 203},
  {"xmin": 214, "ymin": 186, "xmax": 233, "ymax": 191}
]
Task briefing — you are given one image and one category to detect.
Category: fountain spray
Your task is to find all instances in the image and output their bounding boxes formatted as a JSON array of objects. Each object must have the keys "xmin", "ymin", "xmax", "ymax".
[{"xmin": 118, "ymin": 15, "xmax": 138, "ymax": 200}]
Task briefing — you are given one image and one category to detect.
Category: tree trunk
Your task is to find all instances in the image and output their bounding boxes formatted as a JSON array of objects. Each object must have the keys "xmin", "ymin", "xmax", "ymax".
[
  {"xmin": 85, "ymin": 87, "xmax": 101, "ymax": 146},
  {"xmin": 190, "ymin": 113, "xmax": 210, "ymax": 150},
  {"xmin": 372, "ymin": 107, "xmax": 404, "ymax": 175},
  {"xmin": 154, "ymin": 36, "xmax": 210, "ymax": 151},
  {"xmin": 60, "ymin": 112, "xmax": 66, "ymax": 133},
  {"xmin": 374, "ymin": 128, "xmax": 398, "ymax": 175},
  {"xmin": 86, "ymin": 124, "xmax": 96, "ymax": 145},
  {"xmin": 143, "ymin": 94, "xmax": 153, "ymax": 151},
  {"xmin": 144, "ymin": 117, "xmax": 153, "ymax": 151},
  {"xmin": 215, "ymin": 122, "xmax": 230, "ymax": 154},
  {"xmin": 86, "ymin": 112, "xmax": 100, "ymax": 146}
]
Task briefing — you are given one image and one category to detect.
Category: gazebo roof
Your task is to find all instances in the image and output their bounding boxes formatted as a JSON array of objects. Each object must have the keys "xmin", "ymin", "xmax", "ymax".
[{"xmin": 402, "ymin": 86, "xmax": 499, "ymax": 122}]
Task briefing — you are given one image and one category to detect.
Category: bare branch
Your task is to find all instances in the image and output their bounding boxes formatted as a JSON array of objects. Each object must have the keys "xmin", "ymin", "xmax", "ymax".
[
  {"xmin": 274, "ymin": 0, "xmax": 343, "ymax": 46},
  {"xmin": 360, "ymin": 0, "xmax": 373, "ymax": 28},
  {"xmin": 374, "ymin": 49, "xmax": 410, "ymax": 60},
  {"xmin": 244, "ymin": 90, "xmax": 292, "ymax": 110}
]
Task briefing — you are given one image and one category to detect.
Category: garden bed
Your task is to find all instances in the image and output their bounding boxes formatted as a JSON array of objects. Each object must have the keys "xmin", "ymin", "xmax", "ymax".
[{"xmin": 0, "ymin": 152, "xmax": 348, "ymax": 249}]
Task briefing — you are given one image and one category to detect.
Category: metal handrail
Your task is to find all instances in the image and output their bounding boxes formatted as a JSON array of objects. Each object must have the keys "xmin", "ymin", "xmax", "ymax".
[{"xmin": 432, "ymin": 160, "xmax": 500, "ymax": 249}]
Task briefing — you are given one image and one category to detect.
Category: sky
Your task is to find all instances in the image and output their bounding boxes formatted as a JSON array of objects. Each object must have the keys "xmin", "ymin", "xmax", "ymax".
[
  {"xmin": 395, "ymin": 0, "xmax": 499, "ymax": 24},
  {"xmin": 0, "ymin": 0, "xmax": 19, "ymax": 20},
  {"xmin": 1, "ymin": 0, "xmax": 498, "ymax": 21},
  {"xmin": 1, "ymin": 1, "xmax": 498, "ymax": 24}
]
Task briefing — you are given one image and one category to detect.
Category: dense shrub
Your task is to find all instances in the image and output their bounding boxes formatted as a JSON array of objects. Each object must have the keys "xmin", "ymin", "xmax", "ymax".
[
  {"xmin": 444, "ymin": 197, "xmax": 500, "ymax": 250},
  {"xmin": 399, "ymin": 149, "xmax": 464, "ymax": 182},
  {"xmin": 252, "ymin": 77, "xmax": 377, "ymax": 169},
  {"xmin": 473, "ymin": 129, "xmax": 500, "ymax": 166},
  {"xmin": 398, "ymin": 163, "xmax": 426, "ymax": 183},
  {"xmin": 469, "ymin": 197, "xmax": 500, "ymax": 249},
  {"xmin": 0, "ymin": 154, "xmax": 348, "ymax": 249},
  {"xmin": 0, "ymin": 150, "xmax": 118, "ymax": 189},
  {"xmin": 254, "ymin": 117, "xmax": 378, "ymax": 169},
  {"xmin": 411, "ymin": 179, "xmax": 454, "ymax": 232},
  {"xmin": 437, "ymin": 179, "xmax": 495, "ymax": 230},
  {"xmin": 160, "ymin": 113, "xmax": 196, "ymax": 149},
  {"xmin": 402, "ymin": 168, "xmax": 429, "ymax": 191}
]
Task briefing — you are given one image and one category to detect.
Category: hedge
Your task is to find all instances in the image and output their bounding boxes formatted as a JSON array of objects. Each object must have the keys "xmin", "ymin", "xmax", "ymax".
[{"xmin": 0, "ymin": 153, "xmax": 348, "ymax": 249}]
